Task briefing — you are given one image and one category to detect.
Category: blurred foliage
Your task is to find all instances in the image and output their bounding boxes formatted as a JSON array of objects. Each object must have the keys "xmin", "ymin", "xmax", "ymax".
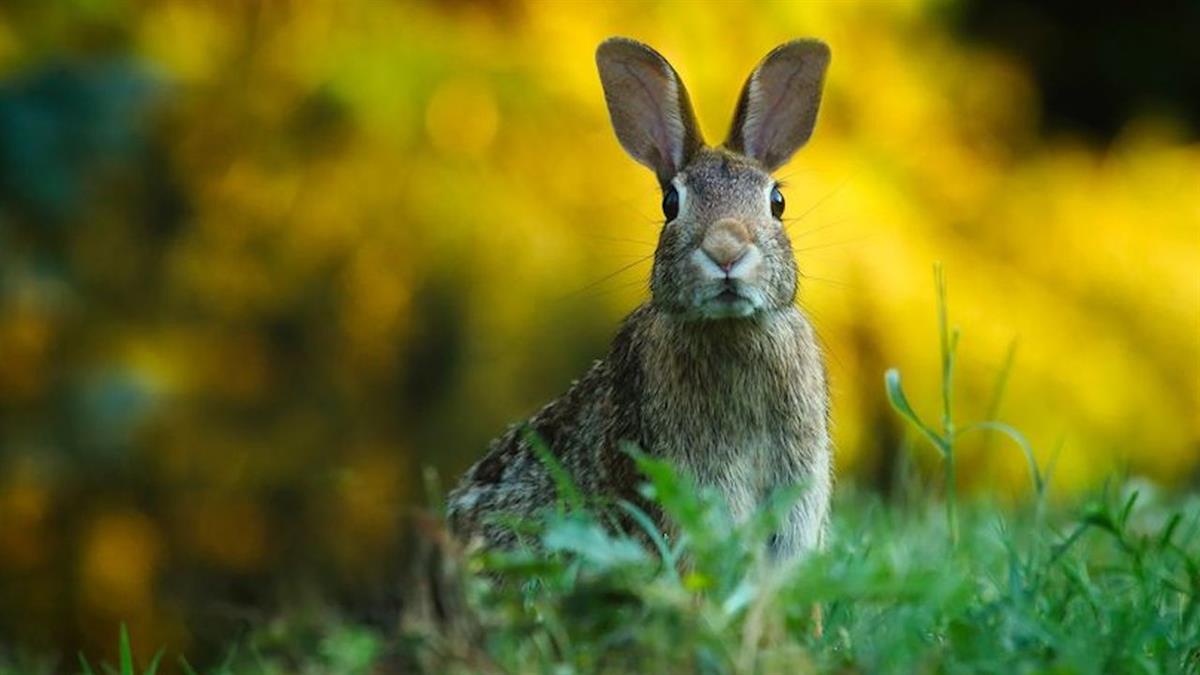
[{"xmin": 0, "ymin": 0, "xmax": 1196, "ymax": 664}]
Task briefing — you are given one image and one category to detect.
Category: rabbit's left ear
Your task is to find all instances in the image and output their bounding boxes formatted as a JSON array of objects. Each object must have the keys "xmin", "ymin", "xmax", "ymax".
[{"xmin": 725, "ymin": 40, "xmax": 830, "ymax": 171}]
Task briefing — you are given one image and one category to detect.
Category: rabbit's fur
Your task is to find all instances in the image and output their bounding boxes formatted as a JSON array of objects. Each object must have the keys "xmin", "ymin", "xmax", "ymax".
[{"xmin": 448, "ymin": 37, "xmax": 833, "ymax": 561}]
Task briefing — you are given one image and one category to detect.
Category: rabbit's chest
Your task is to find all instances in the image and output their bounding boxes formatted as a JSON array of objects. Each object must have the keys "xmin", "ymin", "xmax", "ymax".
[
  {"xmin": 642, "ymin": 357, "xmax": 825, "ymax": 520},
  {"xmin": 648, "ymin": 381, "xmax": 811, "ymax": 511},
  {"xmin": 636, "ymin": 310, "xmax": 830, "ymax": 519}
]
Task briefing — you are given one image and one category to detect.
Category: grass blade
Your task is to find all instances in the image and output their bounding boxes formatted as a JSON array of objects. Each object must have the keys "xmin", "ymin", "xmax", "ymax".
[
  {"xmin": 959, "ymin": 421, "xmax": 1043, "ymax": 494},
  {"xmin": 177, "ymin": 657, "xmax": 198, "ymax": 675},
  {"xmin": 144, "ymin": 648, "xmax": 164, "ymax": 675},
  {"xmin": 118, "ymin": 624, "xmax": 133, "ymax": 675}
]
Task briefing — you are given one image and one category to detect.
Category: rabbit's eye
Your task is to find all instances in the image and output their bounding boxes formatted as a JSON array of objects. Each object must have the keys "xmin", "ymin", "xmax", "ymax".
[
  {"xmin": 770, "ymin": 185, "xmax": 785, "ymax": 219},
  {"xmin": 662, "ymin": 185, "xmax": 680, "ymax": 221}
]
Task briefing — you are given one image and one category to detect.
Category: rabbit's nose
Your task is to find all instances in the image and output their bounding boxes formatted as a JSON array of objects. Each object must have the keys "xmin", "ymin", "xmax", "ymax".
[{"xmin": 701, "ymin": 218, "xmax": 752, "ymax": 272}]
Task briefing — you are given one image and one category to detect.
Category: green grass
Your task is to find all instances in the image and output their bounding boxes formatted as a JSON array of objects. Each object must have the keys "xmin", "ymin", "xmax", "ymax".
[
  {"xmin": 402, "ymin": 451, "xmax": 1199, "ymax": 674},
  {"xmin": 38, "ymin": 268, "xmax": 1200, "ymax": 673},
  {"xmin": 26, "ymin": 476, "xmax": 1200, "ymax": 674},
  {"xmin": 155, "ymin": 475, "xmax": 1193, "ymax": 674},
  {"xmin": 76, "ymin": 625, "xmax": 162, "ymax": 675}
]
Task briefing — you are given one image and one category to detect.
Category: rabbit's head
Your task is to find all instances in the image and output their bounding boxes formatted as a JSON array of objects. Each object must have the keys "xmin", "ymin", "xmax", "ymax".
[{"xmin": 597, "ymin": 38, "xmax": 830, "ymax": 320}]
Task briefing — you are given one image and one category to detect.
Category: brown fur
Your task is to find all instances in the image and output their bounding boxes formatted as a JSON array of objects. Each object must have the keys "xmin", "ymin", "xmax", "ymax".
[{"xmin": 447, "ymin": 38, "xmax": 833, "ymax": 561}]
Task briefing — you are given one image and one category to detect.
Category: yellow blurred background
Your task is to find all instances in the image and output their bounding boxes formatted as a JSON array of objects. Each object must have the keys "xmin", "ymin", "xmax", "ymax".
[{"xmin": 0, "ymin": 0, "xmax": 1196, "ymax": 662}]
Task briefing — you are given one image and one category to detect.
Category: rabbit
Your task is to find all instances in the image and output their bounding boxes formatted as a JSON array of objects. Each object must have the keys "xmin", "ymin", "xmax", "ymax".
[{"xmin": 447, "ymin": 37, "xmax": 833, "ymax": 562}]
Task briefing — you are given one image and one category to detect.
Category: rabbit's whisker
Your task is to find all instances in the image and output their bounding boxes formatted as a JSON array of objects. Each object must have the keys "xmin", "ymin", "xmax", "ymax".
[
  {"xmin": 557, "ymin": 253, "xmax": 654, "ymax": 301},
  {"xmin": 787, "ymin": 217, "xmax": 852, "ymax": 238},
  {"xmin": 584, "ymin": 234, "xmax": 657, "ymax": 247},
  {"xmin": 559, "ymin": 277, "xmax": 649, "ymax": 306},
  {"xmin": 795, "ymin": 299, "xmax": 847, "ymax": 375},
  {"xmin": 794, "ymin": 234, "xmax": 873, "ymax": 254},
  {"xmin": 785, "ymin": 171, "xmax": 857, "ymax": 227},
  {"xmin": 799, "ymin": 271, "xmax": 850, "ymax": 289}
]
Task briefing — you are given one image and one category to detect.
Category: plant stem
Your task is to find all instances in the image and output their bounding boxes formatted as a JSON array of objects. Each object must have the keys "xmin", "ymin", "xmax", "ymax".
[
  {"xmin": 944, "ymin": 440, "xmax": 957, "ymax": 546},
  {"xmin": 934, "ymin": 263, "xmax": 959, "ymax": 546}
]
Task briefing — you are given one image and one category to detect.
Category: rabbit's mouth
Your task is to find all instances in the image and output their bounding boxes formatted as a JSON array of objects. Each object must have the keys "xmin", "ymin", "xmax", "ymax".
[{"xmin": 695, "ymin": 282, "xmax": 759, "ymax": 319}]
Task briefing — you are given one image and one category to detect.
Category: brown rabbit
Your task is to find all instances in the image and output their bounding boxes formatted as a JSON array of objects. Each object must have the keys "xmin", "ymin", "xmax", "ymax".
[{"xmin": 447, "ymin": 37, "xmax": 833, "ymax": 561}]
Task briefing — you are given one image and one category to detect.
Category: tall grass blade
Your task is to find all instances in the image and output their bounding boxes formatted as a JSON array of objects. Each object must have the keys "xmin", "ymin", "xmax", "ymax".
[
  {"xmin": 144, "ymin": 649, "xmax": 164, "ymax": 675},
  {"xmin": 118, "ymin": 624, "xmax": 133, "ymax": 675},
  {"xmin": 981, "ymin": 339, "xmax": 1019, "ymax": 453},
  {"xmin": 959, "ymin": 421, "xmax": 1042, "ymax": 494}
]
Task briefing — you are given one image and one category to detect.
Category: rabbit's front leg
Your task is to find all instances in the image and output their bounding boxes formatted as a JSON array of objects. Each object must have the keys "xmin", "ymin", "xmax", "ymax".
[
  {"xmin": 767, "ymin": 490, "xmax": 828, "ymax": 561},
  {"xmin": 766, "ymin": 459, "xmax": 831, "ymax": 638},
  {"xmin": 766, "ymin": 449, "xmax": 832, "ymax": 562}
]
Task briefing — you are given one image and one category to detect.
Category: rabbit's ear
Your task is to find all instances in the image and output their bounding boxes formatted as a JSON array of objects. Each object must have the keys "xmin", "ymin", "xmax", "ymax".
[
  {"xmin": 596, "ymin": 38, "xmax": 704, "ymax": 185},
  {"xmin": 725, "ymin": 40, "xmax": 830, "ymax": 171}
]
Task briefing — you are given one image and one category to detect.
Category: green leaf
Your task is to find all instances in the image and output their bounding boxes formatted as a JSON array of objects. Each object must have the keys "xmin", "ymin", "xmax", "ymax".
[
  {"xmin": 144, "ymin": 649, "xmax": 163, "ymax": 675},
  {"xmin": 626, "ymin": 446, "xmax": 699, "ymax": 524},
  {"xmin": 1158, "ymin": 513, "xmax": 1182, "ymax": 550},
  {"xmin": 884, "ymin": 369, "xmax": 946, "ymax": 456},
  {"xmin": 542, "ymin": 516, "xmax": 648, "ymax": 571},
  {"xmin": 118, "ymin": 624, "xmax": 133, "ymax": 675},
  {"xmin": 1119, "ymin": 489, "xmax": 1140, "ymax": 529},
  {"xmin": 616, "ymin": 498, "xmax": 677, "ymax": 577},
  {"xmin": 77, "ymin": 653, "xmax": 97, "ymax": 675},
  {"xmin": 177, "ymin": 657, "xmax": 198, "ymax": 675},
  {"xmin": 1081, "ymin": 503, "xmax": 1118, "ymax": 535},
  {"xmin": 720, "ymin": 577, "xmax": 757, "ymax": 619}
]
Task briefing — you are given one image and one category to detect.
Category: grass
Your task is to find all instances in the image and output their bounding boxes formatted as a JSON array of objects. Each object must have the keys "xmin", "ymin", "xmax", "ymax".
[{"xmin": 33, "ymin": 268, "xmax": 1200, "ymax": 673}]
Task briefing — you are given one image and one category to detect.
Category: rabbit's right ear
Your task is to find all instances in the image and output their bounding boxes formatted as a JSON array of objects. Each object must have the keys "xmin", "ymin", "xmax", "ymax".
[{"xmin": 596, "ymin": 38, "xmax": 704, "ymax": 185}]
